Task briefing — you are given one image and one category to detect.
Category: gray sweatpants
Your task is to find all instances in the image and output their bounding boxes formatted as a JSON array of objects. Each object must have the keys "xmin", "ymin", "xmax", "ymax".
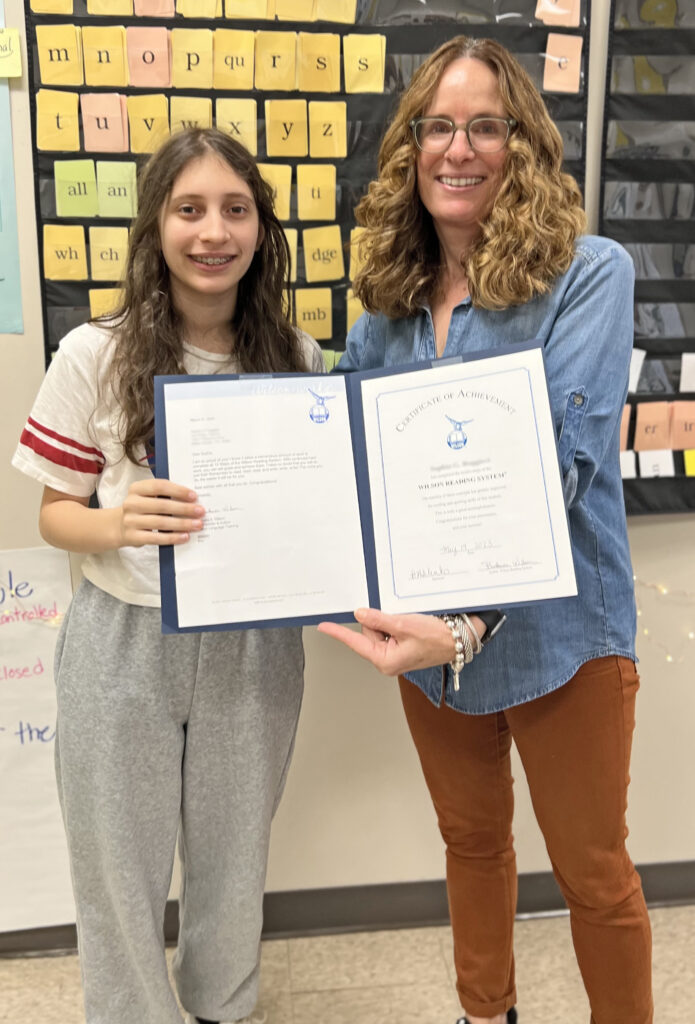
[{"xmin": 53, "ymin": 579, "xmax": 304, "ymax": 1024}]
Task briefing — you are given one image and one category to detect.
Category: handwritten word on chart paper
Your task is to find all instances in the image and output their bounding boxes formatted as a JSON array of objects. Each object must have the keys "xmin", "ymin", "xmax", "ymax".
[{"xmin": 0, "ymin": 547, "xmax": 75, "ymax": 933}]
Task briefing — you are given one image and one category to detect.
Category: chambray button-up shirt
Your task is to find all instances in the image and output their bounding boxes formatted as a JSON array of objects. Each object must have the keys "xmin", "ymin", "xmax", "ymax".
[{"xmin": 337, "ymin": 235, "xmax": 637, "ymax": 714}]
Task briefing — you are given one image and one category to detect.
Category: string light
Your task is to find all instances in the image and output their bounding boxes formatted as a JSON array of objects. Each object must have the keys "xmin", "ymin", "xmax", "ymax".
[{"xmin": 633, "ymin": 575, "xmax": 695, "ymax": 666}]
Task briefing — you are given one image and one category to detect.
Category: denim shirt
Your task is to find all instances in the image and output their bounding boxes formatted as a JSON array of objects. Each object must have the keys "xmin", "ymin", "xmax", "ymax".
[{"xmin": 337, "ymin": 235, "xmax": 637, "ymax": 714}]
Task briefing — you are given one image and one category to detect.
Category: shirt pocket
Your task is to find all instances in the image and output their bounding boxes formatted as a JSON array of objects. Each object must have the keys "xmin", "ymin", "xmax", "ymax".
[{"xmin": 557, "ymin": 387, "xmax": 588, "ymax": 506}]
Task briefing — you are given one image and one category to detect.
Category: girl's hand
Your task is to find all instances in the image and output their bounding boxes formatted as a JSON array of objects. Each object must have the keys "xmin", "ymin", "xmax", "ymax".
[
  {"xmin": 118, "ymin": 478, "xmax": 205, "ymax": 547},
  {"xmin": 317, "ymin": 607, "xmax": 477, "ymax": 677}
]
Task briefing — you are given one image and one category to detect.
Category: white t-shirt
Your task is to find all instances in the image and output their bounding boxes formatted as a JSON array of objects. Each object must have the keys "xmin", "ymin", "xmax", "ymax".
[{"xmin": 12, "ymin": 320, "xmax": 326, "ymax": 607}]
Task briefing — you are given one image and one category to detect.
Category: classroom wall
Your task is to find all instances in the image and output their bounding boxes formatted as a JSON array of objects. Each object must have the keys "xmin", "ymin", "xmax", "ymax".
[{"xmin": 1, "ymin": 0, "xmax": 693, "ymax": 908}]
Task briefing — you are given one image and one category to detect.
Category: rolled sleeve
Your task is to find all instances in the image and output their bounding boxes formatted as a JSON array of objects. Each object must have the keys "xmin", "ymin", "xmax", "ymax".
[{"xmin": 545, "ymin": 242, "xmax": 635, "ymax": 508}]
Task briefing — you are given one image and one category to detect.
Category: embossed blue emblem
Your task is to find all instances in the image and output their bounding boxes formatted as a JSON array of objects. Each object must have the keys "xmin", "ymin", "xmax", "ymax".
[
  {"xmin": 308, "ymin": 388, "xmax": 335, "ymax": 424},
  {"xmin": 445, "ymin": 414, "xmax": 473, "ymax": 450}
]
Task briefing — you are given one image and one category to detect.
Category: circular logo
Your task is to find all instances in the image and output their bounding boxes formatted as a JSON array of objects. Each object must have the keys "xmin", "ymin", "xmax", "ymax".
[{"xmin": 447, "ymin": 430, "xmax": 467, "ymax": 450}]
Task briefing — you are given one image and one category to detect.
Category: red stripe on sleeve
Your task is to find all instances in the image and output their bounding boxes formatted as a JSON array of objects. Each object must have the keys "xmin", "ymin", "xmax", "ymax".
[
  {"xmin": 27, "ymin": 416, "xmax": 105, "ymax": 460},
  {"xmin": 20, "ymin": 429, "xmax": 104, "ymax": 476}
]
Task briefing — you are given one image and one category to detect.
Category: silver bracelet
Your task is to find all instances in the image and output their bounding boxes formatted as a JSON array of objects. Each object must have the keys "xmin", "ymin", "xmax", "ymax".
[
  {"xmin": 456, "ymin": 614, "xmax": 474, "ymax": 665},
  {"xmin": 439, "ymin": 614, "xmax": 478, "ymax": 691},
  {"xmin": 461, "ymin": 613, "xmax": 483, "ymax": 655}
]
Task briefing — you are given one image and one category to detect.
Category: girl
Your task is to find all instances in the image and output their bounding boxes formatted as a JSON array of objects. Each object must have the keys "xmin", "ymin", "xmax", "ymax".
[{"xmin": 13, "ymin": 128, "xmax": 324, "ymax": 1024}]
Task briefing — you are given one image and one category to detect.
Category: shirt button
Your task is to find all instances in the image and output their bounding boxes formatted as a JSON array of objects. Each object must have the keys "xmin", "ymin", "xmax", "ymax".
[{"xmin": 573, "ymin": 393, "xmax": 584, "ymax": 406}]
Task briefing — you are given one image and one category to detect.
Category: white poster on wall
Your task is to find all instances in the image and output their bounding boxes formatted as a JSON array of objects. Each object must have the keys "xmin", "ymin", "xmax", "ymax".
[{"xmin": 0, "ymin": 546, "xmax": 75, "ymax": 933}]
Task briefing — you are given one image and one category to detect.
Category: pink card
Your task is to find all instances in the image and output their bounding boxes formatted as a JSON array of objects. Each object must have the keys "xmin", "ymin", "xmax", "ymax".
[
  {"xmin": 134, "ymin": 0, "xmax": 175, "ymax": 13},
  {"xmin": 633, "ymin": 402, "xmax": 672, "ymax": 451},
  {"xmin": 126, "ymin": 26, "xmax": 171, "ymax": 87},
  {"xmin": 535, "ymin": 0, "xmax": 581, "ymax": 28},
  {"xmin": 81, "ymin": 93, "xmax": 129, "ymax": 152},
  {"xmin": 620, "ymin": 405, "xmax": 631, "ymax": 451},
  {"xmin": 670, "ymin": 401, "xmax": 695, "ymax": 450},
  {"xmin": 543, "ymin": 33, "xmax": 583, "ymax": 93}
]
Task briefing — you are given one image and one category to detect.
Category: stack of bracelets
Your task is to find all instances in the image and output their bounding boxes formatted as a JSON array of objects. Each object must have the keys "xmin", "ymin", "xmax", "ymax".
[{"xmin": 439, "ymin": 613, "xmax": 485, "ymax": 691}]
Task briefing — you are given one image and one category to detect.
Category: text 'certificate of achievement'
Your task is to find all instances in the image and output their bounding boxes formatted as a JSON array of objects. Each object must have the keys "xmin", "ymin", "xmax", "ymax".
[
  {"xmin": 155, "ymin": 343, "xmax": 576, "ymax": 632},
  {"xmin": 356, "ymin": 346, "xmax": 575, "ymax": 614}
]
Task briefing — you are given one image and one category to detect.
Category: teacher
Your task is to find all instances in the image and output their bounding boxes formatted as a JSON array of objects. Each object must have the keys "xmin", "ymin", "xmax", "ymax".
[{"xmin": 319, "ymin": 35, "xmax": 652, "ymax": 1024}]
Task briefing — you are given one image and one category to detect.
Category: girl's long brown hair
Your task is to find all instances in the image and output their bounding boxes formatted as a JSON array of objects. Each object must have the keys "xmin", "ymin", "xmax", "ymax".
[
  {"xmin": 353, "ymin": 36, "xmax": 587, "ymax": 316},
  {"xmin": 102, "ymin": 128, "xmax": 306, "ymax": 464}
]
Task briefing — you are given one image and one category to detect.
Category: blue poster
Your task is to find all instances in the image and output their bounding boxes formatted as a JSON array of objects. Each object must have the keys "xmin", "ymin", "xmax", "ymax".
[{"xmin": 0, "ymin": 4, "xmax": 23, "ymax": 334}]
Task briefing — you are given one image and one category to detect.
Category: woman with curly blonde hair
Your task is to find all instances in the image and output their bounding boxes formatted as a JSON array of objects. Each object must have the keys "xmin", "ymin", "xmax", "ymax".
[{"xmin": 320, "ymin": 36, "xmax": 652, "ymax": 1024}]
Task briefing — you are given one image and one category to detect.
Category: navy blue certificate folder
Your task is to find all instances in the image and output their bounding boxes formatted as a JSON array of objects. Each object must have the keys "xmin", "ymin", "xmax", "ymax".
[
  {"xmin": 154, "ymin": 342, "xmax": 573, "ymax": 634},
  {"xmin": 154, "ymin": 366, "xmax": 377, "ymax": 634}
]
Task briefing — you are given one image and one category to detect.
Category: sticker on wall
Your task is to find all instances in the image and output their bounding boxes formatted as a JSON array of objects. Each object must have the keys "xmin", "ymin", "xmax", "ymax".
[
  {"xmin": 0, "ymin": 5, "xmax": 22, "ymax": 333},
  {"xmin": 0, "ymin": 27, "xmax": 22, "ymax": 78}
]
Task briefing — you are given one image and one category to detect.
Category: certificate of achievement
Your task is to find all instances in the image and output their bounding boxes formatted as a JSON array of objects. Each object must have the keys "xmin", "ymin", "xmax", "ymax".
[{"xmin": 155, "ymin": 343, "xmax": 576, "ymax": 632}]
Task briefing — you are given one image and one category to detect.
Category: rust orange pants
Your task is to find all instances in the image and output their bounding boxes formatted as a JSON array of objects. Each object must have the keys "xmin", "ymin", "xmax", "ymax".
[{"xmin": 399, "ymin": 656, "xmax": 653, "ymax": 1023}]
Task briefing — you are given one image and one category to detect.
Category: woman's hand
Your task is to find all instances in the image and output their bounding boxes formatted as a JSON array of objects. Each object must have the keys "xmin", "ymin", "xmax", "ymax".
[
  {"xmin": 317, "ymin": 607, "xmax": 483, "ymax": 677},
  {"xmin": 118, "ymin": 478, "xmax": 205, "ymax": 547}
]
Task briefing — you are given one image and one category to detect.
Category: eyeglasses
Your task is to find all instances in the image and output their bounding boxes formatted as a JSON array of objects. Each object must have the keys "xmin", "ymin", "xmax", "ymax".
[{"xmin": 409, "ymin": 116, "xmax": 518, "ymax": 154}]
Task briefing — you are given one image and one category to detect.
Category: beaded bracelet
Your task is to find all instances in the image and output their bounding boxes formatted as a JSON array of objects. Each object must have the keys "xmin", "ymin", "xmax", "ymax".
[{"xmin": 440, "ymin": 614, "xmax": 474, "ymax": 691}]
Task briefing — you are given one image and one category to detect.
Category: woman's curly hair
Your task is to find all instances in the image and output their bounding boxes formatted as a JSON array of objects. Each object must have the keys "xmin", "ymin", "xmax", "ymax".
[
  {"xmin": 353, "ymin": 35, "xmax": 586, "ymax": 316},
  {"xmin": 101, "ymin": 128, "xmax": 305, "ymax": 465}
]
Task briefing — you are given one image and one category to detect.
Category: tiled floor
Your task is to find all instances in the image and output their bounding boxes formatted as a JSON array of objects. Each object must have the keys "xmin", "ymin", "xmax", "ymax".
[{"xmin": 0, "ymin": 905, "xmax": 693, "ymax": 1023}]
